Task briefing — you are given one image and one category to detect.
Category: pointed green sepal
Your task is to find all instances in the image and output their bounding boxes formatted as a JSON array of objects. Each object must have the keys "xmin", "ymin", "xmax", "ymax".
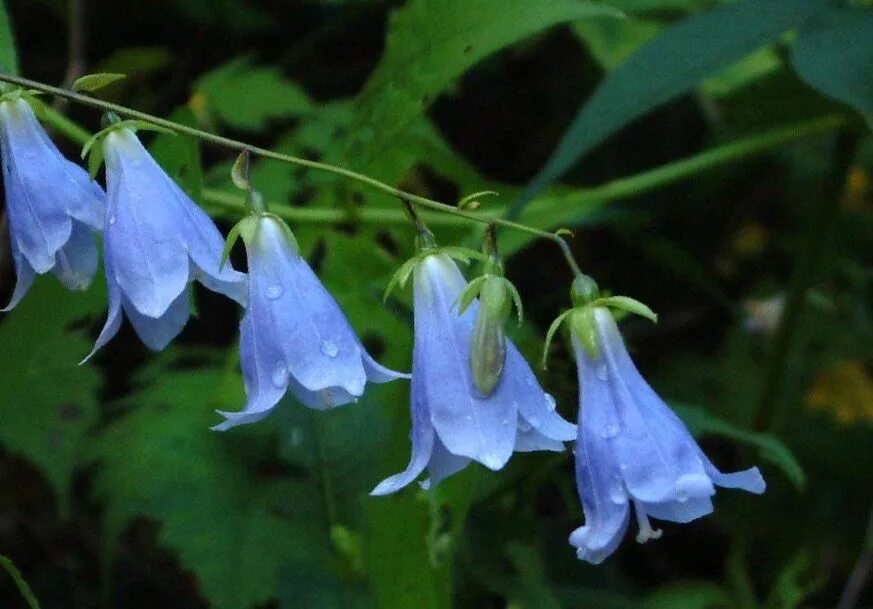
[
  {"xmin": 220, "ymin": 215, "xmax": 259, "ymax": 270},
  {"xmin": 542, "ymin": 308, "xmax": 573, "ymax": 370},
  {"xmin": 231, "ymin": 150, "xmax": 251, "ymax": 191},
  {"xmin": 594, "ymin": 295, "xmax": 657, "ymax": 323},
  {"xmin": 438, "ymin": 245, "xmax": 487, "ymax": 266},
  {"xmin": 458, "ymin": 190, "xmax": 499, "ymax": 210},
  {"xmin": 72, "ymin": 73, "xmax": 126, "ymax": 93},
  {"xmin": 502, "ymin": 277, "xmax": 524, "ymax": 324},
  {"xmin": 383, "ymin": 256, "xmax": 420, "ymax": 302},
  {"xmin": 455, "ymin": 275, "xmax": 486, "ymax": 314}
]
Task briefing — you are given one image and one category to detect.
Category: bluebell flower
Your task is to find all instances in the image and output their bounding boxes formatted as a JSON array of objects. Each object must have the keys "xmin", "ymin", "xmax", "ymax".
[
  {"xmin": 0, "ymin": 97, "xmax": 105, "ymax": 310},
  {"xmin": 371, "ymin": 252, "xmax": 576, "ymax": 495},
  {"xmin": 213, "ymin": 214, "xmax": 407, "ymax": 430},
  {"xmin": 85, "ymin": 127, "xmax": 246, "ymax": 358},
  {"xmin": 569, "ymin": 306, "xmax": 765, "ymax": 564}
]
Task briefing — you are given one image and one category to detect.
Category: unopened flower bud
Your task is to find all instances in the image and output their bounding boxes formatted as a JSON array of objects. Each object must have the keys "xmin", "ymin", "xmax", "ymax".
[{"xmin": 470, "ymin": 276, "xmax": 511, "ymax": 396}]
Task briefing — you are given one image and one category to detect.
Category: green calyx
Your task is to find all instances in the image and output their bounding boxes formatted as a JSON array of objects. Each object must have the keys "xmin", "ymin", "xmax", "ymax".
[
  {"xmin": 383, "ymin": 246, "xmax": 485, "ymax": 302},
  {"xmin": 220, "ymin": 212, "xmax": 298, "ymax": 270},
  {"xmin": 80, "ymin": 114, "xmax": 177, "ymax": 179},
  {"xmin": 541, "ymin": 280, "xmax": 657, "ymax": 368}
]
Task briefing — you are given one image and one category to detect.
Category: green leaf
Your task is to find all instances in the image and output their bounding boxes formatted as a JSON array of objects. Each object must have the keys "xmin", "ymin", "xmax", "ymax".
[
  {"xmin": 0, "ymin": 0, "xmax": 19, "ymax": 75},
  {"xmin": 342, "ymin": 0, "xmax": 622, "ymax": 167},
  {"xmin": 646, "ymin": 581, "xmax": 733, "ymax": 609},
  {"xmin": 0, "ymin": 276, "xmax": 105, "ymax": 514},
  {"xmin": 672, "ymin": 403, "xmax": 806, "ymax": 489},
  {"xmin": 0, "ymin": 553, "xmax": 41, "ymax": 609},
  {"xmin": 791, "ymin": 7, "xmax": 873, "ymax": 127},
  {"xmin": 574, "ymin": 15, "xmax": 663, "ymax": 71},
  {"xmin": 92, "ymin": 361, "xmax": 329, "ymax": 609},
  {"xmin": 94, "ymin": 46, "xmax": 173, "ymax": 77},
  {"xmin": 513, "ymin": 0, "xmax": 830, "ymax": 214},
  {"xmin": 194, "ymin": 56, "xmax": 313, "ymax": 131},
  {"xmin": 72, "ymin": 73, "xmax": 126, "ymax": 92}
]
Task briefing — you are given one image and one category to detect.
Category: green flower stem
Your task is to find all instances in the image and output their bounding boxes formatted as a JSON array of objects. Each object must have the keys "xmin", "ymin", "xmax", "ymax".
[
  {"xmin": 0, "ymin": 554, "xmax": 41, "ymax": 609},
  {"xmin": 3, "ymin": 73, "xmax": 845, "ymax": 279},
  {"xmin": 754, "ymin": 130, "xmax": 858, "ymax": 432},
  {"xmin": 0, "ymin": 72, "xmax": 586, "ymax": 274}
]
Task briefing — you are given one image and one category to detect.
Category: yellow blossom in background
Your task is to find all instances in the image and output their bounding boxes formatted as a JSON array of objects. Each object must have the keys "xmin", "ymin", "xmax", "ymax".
[
  {"xmin": 806, "ymin": 360, "xmax": 873, "ymax": 424},
  {"xmin": 845, "ymin": 166, "xmax": 872, "ymax": 212}
]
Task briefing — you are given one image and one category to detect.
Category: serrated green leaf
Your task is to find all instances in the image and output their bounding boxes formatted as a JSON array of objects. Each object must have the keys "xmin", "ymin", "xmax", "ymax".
[
  {"xmin": 72, "ymin": 73, "xmax": 126, "ymax": 92},
  {"xmin": 513, "ymin": 0, "xmax": 831, "ymax": 214},
  {"xmin": 791, "ymin": 7, "xmax": 873, "ymax": 127},
  {"xmin": 343, "ymin": 0, "xmax": 622, "ymax": 168},
  {"xmin": 673, "ymin": 403, "xmax": 806, "ymax": 489},
  {"xmin": 0, "ymin": 276, "xmax": 105, "ymax": 514},
  {"xmin": 194, "ymin": 56, "xmax": 313, "ymax": 131},
  {"xmin": 0, "ymin": 0, "xmax": 19, "ymax": 76}
]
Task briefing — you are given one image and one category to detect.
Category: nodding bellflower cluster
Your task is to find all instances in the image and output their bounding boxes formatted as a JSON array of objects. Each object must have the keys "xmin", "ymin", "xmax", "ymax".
[{"xmin": 0, "ymin": 90, "xmax": 766, "ymax": 565}]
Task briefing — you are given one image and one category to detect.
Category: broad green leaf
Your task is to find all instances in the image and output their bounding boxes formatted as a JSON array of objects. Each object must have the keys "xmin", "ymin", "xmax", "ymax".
[
  {"xmin": 92, "ymin": 361, "xmax": 330, "ymax": 609},
  {"xmin": 94, "ymin": 46, "xmax": 173, "ymax": 77},
  {"xmin": 72, "ymin": 73, "xmax": 126, "ymax": 93},
  {"xmin": 673, "ymin": 403, "xmax": 805, "ymax": 489},
  {"xmin": 342, "ymin": 0, "xmax": 622, "ymax": 168},
  {"xmin": 574, "ymin": 16, "xmax": 663, "ymax": 71},
  {"xmin": 193, "ymin": 56, "xmax": 313, "ymax": 131},
  {"xmin": 0, "ymin": 277, "xmax": 104, "ymax": 513},
  {"xmin": 0, "ymin": 0, "xmax": 18, "ymax": 75},
  {"xmin": 791, "ymin": 7, "xmax": 873, "ymax": 127},
  {"xmin": 513, "ymin": 0, "xmax": 830, "ymax": 215}
]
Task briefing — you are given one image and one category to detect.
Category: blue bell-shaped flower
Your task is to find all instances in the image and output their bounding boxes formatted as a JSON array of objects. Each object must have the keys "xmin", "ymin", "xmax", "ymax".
[
  {"xmin": 0, "ymin": 96, "xmax": 105, "ymax": 309},
  {"xmin": 213, "ymin": 214, "xmax": 407, "ymax": 430},
  {"xmin": 371, "ymin": 252, "xmax": 575, "ymax": 495},
  {"xmin": 568, "ymin": 305, "xmax": 765, "ymax": 564},
  {"xmin": 84, "ymin": 127, "xmax": 246, "ymax": 358}
]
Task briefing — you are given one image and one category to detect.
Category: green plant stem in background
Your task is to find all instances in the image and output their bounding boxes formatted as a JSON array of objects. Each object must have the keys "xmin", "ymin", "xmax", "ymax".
[
  {"xmin": 837, "ymin": 507, "xmax": 873, "ymax": 609},
  {"xmin": 754, "ymin": 130, "xmax": 859, "ymax": 432},
  {"xmin": 0, "ymin": 72, "xmax": 586, "ymax": 275},
  {"xmin": 0, "ymin": 554, "xmax": 42, "ymax": 609}
]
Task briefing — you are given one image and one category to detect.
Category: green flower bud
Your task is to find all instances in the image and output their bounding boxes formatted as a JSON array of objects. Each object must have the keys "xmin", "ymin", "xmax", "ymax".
[
  {"xmin": 470, "ymin": 276, "xmax": 511, "ymax": 396},
  {"xmin": 571, "ymin": 274, "xmax": 600, "ymax": 306},
  {"xmin": 570, "ymin": 305, "xmax": 600, "ymax": 359}
]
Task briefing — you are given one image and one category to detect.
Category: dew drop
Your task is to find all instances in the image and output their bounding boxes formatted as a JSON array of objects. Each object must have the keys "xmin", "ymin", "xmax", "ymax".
[
  {"xmin": 609, "ymin": 483, "xmax": 626, "ymax": 505},
  {"xmin": 600, "ymin": 423, "xmax": 620, "ymax": 440},
  {"xmin": 288, "ymin": 427, "xmax": 303, "ymax": 447},
  {"xmin": 596, "ymin": 364, "xmax": 609, "ymax": 382},
  {"xmin": 481, "ymin": 452, "xmax": 503, "ymax": 470},
  {"xmin": 271, "ymin": 360, "xmax": 289, "ymax": 387},
  {"xmin": 320, "ymin": 340, "xmax": 339, "ymax": 357},
  {"xmin": 108, "ymin": 214, "xmax": 116, "ymax": 225},
  {"xmin": 518, "ymin": 419, "xmax": 532, "ymax": 432},
  {"xmin": 527, "ymin": 415, "xmax": 541, "ymax": 428},
  {"xmin": 501, "ymin": 418, "xmax": 511, "ymax": 427},
  {"xmin": 544, "ymin": 393, "xmax": 557, "ymax": 412},
  {"xmin": 264, "ymin": 284, "xmax": 284, "ymax": 300}
]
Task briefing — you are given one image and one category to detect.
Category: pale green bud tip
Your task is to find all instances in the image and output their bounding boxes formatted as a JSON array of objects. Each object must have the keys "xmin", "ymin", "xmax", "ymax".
[
  {"xmin": 570, "ymin": 306, "xmax": 600, "ymax": 359},
  {"xmin": 571, "ymin": 274, "xmax": 600, "ymax": 306},
  {"xmin": 470, "ymin": 276, "xmax": 511, "ymax": 395}
]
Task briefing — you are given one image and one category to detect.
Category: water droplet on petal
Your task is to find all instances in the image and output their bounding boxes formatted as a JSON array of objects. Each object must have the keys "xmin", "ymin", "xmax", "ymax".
[
  {"xmin": 288, "ymin": 427, "xmax": 303, "ymax": 447},
  {"xmin": 265, "ymin": 284, "xmax": 284, "ymax": 300},
  {"xmin": 108, "ymin": 214, "xmax": 116, "ymax": 225},
  {"xmin": 544, "ymin": 393, "xmax": 557, "ymax": 412},
  {"xmin": 320, "ymin": 340, "xmax": 339, "ymax": 357},
  {"xmin": 609, "ymin": 482, "xmax": 627, "ymax": 504},
  {"xmin": 600, "ymin": 423, "xmax": 620, "ymax": 440},
  {"xmin": 271, "ymin": 360, "xmax": 289, "ymax": 387},
  {"xmin": 596, "ymin": 364, "xmax": 609, "ymax": 382},
  {"xmin": 518, "ymin": 418, "xmax": 532, "ymax": 432},
  {"xmin": 527, "ymin": 415, "xmax": 540, "ymax": 428}
]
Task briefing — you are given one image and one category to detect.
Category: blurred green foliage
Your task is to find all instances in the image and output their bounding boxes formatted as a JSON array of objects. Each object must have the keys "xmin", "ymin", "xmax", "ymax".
[{"xmin": 0, "ymin": 0, "xmax": 872, "ymax": 608}]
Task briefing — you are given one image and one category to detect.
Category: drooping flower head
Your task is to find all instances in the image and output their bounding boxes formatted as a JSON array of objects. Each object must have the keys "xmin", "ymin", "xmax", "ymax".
[
  {"xmin": 0, "ymin": 94, "xmax": 105, "ymax": 309},
  {"xmin": 213, "ymin": 213, "xmax": 407, "ymax": 430},
  {"xmin": 547, "ymin": 276, "xmax": 765, "ymax": 564},
  {"xmin": 84, "ymin": 125, "xmax": 246, "ymax": 358},
  {"xmin": 371, "ymin": 239, "xmax": 576, "ymax": 495}
]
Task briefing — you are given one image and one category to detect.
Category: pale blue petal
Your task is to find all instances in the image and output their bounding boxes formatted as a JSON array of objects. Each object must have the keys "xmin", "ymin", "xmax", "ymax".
[
  {"xmin": 422, "ymin": 436, "xmax": 471, "ymax": 489},
  {"xmin": 361, "ymin": 348, "xmax": 410, "ymax": 382},
  {"xmin": 51, "ymin": 222, "xmax": 98, "ymax": 291},
  {"xmin": 570, "ymin": 336, "xmax": 632, "ymax": 565},
  {"xmin": 81, "ymin": 256, "xmax": 123, "ymax": 363},
  {"xmin": 103, "ymin": 129, "xmax": 192, "ymax": 317},
  {"xmin": 123, "ymin": 289, "xmax": 191, "ymax": 351},
  {"xmin": 640, "ymin": 497, "xmax": 714, "ymax": 524},
  {"xmin": 371, "ymin": 375, "xmax": 435, "ymax": 496},
  {"xmin": 248, "ymin": 218, "xmax": 367, "ymax": 397},
  {"xmin": 514, "ymin": 425, "xmax": 567, "ymax": 452},
  {"xmin": 593, "ymin": 309, "xmax": 708, "ymax": 503},
  {"xmin": 506, "ymin": 342, "xmax": 576, "ymax": 441},
  {"xmin": 413, "ymin": 254, "xmax": 517, "ymax": 470},
  {"xmin": 1, "ymin": 236, "xmax": 35, "ymax": 311},
  {"xmin": 700, "ymin": 453, "xmax": 766, "ymax": 494}
]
